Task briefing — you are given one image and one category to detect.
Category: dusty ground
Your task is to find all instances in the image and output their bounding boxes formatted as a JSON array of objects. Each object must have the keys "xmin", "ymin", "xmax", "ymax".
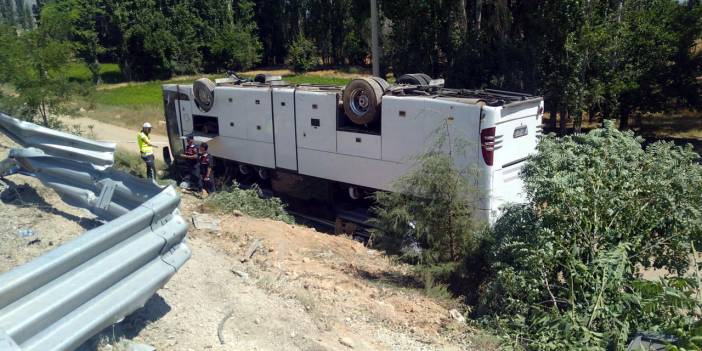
[
  {"xmin": 0, "ymin": 133, "xmax": 103, "ymax": 273},
  {"xmin": 0, "ymin": 127, "xmax": 495, "ymax": 350},
  {"xmin": 81, "ymin": 200, "xmax": 494, "ymax": 351}
]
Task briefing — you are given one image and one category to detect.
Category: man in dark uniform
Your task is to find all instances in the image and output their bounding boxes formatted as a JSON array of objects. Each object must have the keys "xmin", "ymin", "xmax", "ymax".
[
  {"xmin": 198, "ymin": 142, "xmax": 215, "ymax": 195},
  {"xmin": 180, "ymin": 135, "xmax": 200, "ymax": 190}
]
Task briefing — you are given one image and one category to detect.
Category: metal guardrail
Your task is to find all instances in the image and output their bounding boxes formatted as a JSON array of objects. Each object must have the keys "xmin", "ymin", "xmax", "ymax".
[
  {"xmin": 0, "ymin": 113, "xmax": 115, "ymax": 170},
  {"xmin": 0, "ymin": 116, "xmax": 190, "ymax": 351}
]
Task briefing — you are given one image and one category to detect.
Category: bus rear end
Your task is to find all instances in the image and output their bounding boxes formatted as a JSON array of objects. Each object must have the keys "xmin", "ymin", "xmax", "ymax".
[{"xmin": 480, "ymin": 97, "xmax": 543, "ymax": 222}]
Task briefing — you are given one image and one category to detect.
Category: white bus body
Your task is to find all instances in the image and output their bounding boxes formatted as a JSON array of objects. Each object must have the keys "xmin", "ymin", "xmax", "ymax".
[{"xmin": 162, "ymin": 78, "xmax": 543, "ymax": 223}]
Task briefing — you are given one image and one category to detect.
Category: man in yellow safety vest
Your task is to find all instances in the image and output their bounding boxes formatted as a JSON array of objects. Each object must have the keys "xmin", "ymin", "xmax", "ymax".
[{"xmin": 137, "ymin": 122, "xmax": 158, "ymax": 180}]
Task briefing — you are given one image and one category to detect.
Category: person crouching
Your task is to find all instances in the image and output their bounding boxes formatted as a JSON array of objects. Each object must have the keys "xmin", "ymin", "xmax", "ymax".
[{"xmin": 180, "ymin": 135, "xmax": 200, "ymax": 191}]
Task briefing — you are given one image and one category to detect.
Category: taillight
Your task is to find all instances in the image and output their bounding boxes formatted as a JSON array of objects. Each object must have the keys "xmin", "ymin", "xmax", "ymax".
[{"xmin": 481, "ymin": 127, "xmax": 496, "ymax": 166}]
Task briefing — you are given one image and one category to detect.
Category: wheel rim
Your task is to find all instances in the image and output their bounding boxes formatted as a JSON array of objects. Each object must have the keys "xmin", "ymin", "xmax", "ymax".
[
  {"xmin": 349, "ymin": 88, "xmax": 371, "ymax": 117},
  {"xmin": 238, "ymin": 164, "xmax": 250, "ymax": 175},
  {"xmin": 258, "ymin": 169, "xmax": 268, "ymax": 179}
]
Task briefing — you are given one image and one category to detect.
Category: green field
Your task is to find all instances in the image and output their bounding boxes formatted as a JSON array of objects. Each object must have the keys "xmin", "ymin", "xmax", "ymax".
[
  {"xmin": 93, "ymin": 74, "xmax": 352, "ymax": 109},
  {"xmin": 279, "ymin": 75, "xmax": 351, "ymax": 86},
  {"xmin": 94, "ymin": 81, "xmax": 173, "ymax": 107},
  {"xmin": 67, "ymin": 62, "xmax": 123, "ymax": 83}
]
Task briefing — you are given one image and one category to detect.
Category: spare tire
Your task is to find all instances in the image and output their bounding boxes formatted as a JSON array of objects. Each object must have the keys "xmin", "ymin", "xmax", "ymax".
[
  {"xmin": 343, "ymin": 78, "xmax": 384, "ymax": 125},
  {"xmin": 396, "ymin": 73, "xmax": 425, "ymax": 86},
  {"xmin": 193, "ymin": 78, "xmax": 215, "ymax": 112},
  {"xmin": 417, "ymin": 73, "xmax": 432, "ymax": 84},
  {"xmin": 254, "ymin": 73, "xmax": 270, "ymax": 83},
  {"xmin": 370, "ymin": 77, "xmax": 390, "ymax": 92}
]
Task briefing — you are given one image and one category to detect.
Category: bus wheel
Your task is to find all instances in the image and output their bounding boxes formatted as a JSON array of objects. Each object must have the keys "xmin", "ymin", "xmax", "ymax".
[
  {"xmin": 257, "ymin": 168, "xmax": 269, "ymax": 180},
  {"xmin": 348, "ymin": 186, "xmax": 362, "ymax": 200}
]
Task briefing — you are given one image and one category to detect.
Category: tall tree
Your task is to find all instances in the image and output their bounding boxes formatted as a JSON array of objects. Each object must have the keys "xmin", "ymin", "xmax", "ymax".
[
  {"xmin": 1, "ymin": 0, "xmax": 15, "ymax": 25},
  {"xmin": 0, "ymin": 2, "xmax": 79, "ymax": 126},
  {"xmin": 72, "ymin": 0, "xmax": 104, "ymax": 84}
]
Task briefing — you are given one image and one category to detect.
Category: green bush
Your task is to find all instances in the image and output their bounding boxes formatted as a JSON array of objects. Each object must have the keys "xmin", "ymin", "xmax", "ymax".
[
  {"xmin": 204, "ymin": 182, "xmax": 293, "ymax": 223},
  {"xmin": 478, "ymin": 121, "xmax": 702, "ymax": 350},
  {"xmin": 371, "ymin": 123, "xmax": 480, "ymax": 294},
  {"xmin": 287, "ymin": 34, "xmax": 318, "ymax": 73},
  {"xmin": 113, "ymin": 150, "xmax": 147, "ymax": 178}
]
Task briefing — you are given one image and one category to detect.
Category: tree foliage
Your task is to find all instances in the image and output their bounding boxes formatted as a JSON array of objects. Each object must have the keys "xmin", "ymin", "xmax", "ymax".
[
  {"xmin": 478, "ymin": 122, "xmax": 702, "ymax": 349},
  {"xmin": 372, "ymin": 124, "xmax": 480, "ymax": 285},
  {"xmin": 287, "ymin": 33, "xmax": 318, "ymax": 72},
  {"xmin": 382, "ymin": 0, "xmax": 702, "ymax": 130},
  {"xmin": 0, "ymin": 2, "xmax": 81, "ymax": 127},
  {"xmin": 209, "ymin": 0, "xmax": 262, "ymax": 71}
]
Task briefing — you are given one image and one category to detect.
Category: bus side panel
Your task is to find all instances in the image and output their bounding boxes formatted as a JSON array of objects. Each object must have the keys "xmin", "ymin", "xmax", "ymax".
[
  {"xmin": 272, "ymin": 88, "xmax": 298, "ymax": 171},
  {"xmin": 208, "ymin": 136, "xmax": 275, "ymax": 168}
]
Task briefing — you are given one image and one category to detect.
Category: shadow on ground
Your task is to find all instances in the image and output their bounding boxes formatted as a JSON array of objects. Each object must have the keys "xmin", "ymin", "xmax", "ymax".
[
  {"xmin": 77, "ymin": 294, "xmax": 172, "ymax": 350},
  {"xmin": 343, "ymin": 263, "xmax": 424, "ymax": 290},
  {"xmin": 0, "ymin": 178, "xmax": 103, "ymax": 230}
]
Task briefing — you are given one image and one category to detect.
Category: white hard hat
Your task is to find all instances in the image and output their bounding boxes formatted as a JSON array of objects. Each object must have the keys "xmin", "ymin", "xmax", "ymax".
[{"xmin": 143, "ymin": 122, "xmax": 152, "ymax": 128}]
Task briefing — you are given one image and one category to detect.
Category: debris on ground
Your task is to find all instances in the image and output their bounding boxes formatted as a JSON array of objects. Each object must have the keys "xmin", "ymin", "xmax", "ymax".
[
  {"xmin": 191, "ymin": 213, "xmax": 221, "ymax": 231},
  {"xmin": 17, "ymin": 229, "xmax": 35, "ymax": 238},
  {"xmin": 217, "ymin": 309, "xmax": 236, "ymax": 345},
  {"xmin": 339, "ymin": 336, "xmax": 355, "ymax": 348},
  {"xmin": 241, "ymin": 238, "xmax": 262, "ymax": 263},
  {"xmin": 231, "ymin": 269, "xmax": 249, "ymax": 280},
  {"xmin": 122, "ymin": 341, "xmax": 156, "ymax": 351},
  {"xmin": 449, "ymin": 309, "xmax": 466, "ymax": 324}
]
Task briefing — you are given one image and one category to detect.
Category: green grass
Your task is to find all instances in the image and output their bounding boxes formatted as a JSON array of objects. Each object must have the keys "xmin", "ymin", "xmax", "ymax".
[
  {"xmin": 94, "ymin": 81, "xmax": 168, "ymax": 107},
  {"xmin": 67, "ymin": 62, "xmax": 122, "ymax": 83},
  {"xmin": 204, "ymin": 183, "xmax": 294, "ymax": 223},
  {"xmin": 282, "ymin": 75, "xmax": 351, "ymax": 86},
  {"xmin": 94, "ymin": 72, "xmax": 352, "ymax": 109}
]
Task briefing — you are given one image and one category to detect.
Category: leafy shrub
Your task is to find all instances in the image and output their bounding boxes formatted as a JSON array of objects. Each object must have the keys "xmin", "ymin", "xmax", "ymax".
[
  {"xmin": 478, "ymin": 121, "xmax": 702, "ymax": 350},
  {"xmin": 371, "ymin": 123, "xmax": 480, "ymax": 294},
  {"xmin": 204, "ymin": 182, "xmax": 293, "ymax": 223},
  {"xmin": 287, "ymin": 34, "xmax": 318, "ymax": 72}
]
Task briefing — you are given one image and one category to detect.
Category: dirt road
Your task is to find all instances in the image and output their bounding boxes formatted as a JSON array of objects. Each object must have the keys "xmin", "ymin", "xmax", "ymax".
[{"xmin": 62, "ymin": 116, "xmax": 170, "ymax": 162}]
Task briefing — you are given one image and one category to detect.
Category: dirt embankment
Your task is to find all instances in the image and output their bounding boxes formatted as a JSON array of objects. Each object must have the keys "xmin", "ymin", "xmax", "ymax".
[{"xmin": 77, "ymin": 194, "xmax": 495, "ymax": 350}]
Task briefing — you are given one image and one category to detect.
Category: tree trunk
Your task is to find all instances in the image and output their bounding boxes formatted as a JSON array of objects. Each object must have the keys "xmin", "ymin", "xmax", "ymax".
[
  {"xmin": 619, "ymin": 107, "xmax": 630, "ymax": 130},
  {"xmin": 474, "ymin": 0, "xmax": 482, "ymax": 31},
  {"xmin": 458, "ymin": 0, "xmax": 468, "ymax": 34},
  {"xmin": 40, "ymin": 100, "xmax": 49, "ymax": 127},
  {"xmin": 588, "ymin": 106, "xmax": 595, "ymax": 123},
  {"xmin": 548, "ymin": 106, "xmax": 557, "ymax": 131},
  {"xmin": 559, "ymin": 107, "xmax": 568, "ymax": 136},
  {"xmin": 574, "ymin": 111, "xmax": 582, "ymax": 133},
  {"xmin": 90, "ymin": 58, "xmax": 101, "ymax": 85}
]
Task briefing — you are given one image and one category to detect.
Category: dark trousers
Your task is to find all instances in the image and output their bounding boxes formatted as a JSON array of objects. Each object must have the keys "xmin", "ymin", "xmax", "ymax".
[
  {"xmin": 188, "ymin": 163, "xmax": 201, "ymax": 190},
  {"xmin": 141, "ymin": 154, "xmax": 155, "ymax": 179},
  {"xmin": 199, "ymin": 173, "xmax": 215, "ymax": 193}
]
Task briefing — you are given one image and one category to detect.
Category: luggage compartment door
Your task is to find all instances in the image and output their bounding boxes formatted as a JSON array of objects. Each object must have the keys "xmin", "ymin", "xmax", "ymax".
[
  {"xmin": 295, "ymin": 90, "xmax": 338, "ymax": 153},
  {"xmin": 273, "ymin": 88, "xmax": 298, "ymax": 171}
]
